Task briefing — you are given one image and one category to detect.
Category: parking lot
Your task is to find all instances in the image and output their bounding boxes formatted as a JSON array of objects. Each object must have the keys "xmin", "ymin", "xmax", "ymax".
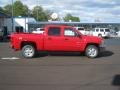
[{"xmin": 0, "ymin": 38, "xmax": 120, "ymax": 90}]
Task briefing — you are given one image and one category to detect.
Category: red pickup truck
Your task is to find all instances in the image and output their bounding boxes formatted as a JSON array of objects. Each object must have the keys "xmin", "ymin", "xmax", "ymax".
[{"xmin": 10, "ymin": 25, "xmax": 105, "ymax": 58}]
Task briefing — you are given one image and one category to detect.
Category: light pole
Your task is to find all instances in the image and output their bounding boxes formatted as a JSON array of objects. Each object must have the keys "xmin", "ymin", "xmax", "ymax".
[
  {"xmin": 37, "ymin": 0, "xmax": 39, "ymax": 21},
  {"xmin": 11, "ymin": 0, "xmax": 14, "ymax": 33}
]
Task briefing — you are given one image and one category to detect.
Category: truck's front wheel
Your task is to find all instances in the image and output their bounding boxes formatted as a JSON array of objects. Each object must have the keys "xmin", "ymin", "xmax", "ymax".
[
  {"xmin": 22, "ymin": 45, "xmax": 36, "ymax": 58},
  {"xmin": 85, "ymin": 45, "xmax": 99, "ymax": 58}
]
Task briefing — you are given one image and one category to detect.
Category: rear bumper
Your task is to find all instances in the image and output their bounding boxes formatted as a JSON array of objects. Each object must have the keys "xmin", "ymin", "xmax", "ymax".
[
  {"xmin": 10, "ymin": 44, "xmax": 14, "ymax": 49},
  {"xmin": 10, "ymin": 44, "xmax": 19, "ymax": 51},
  {"xmin": 11, "ymin": 45, "xmax": 14, "ymax": 49}
]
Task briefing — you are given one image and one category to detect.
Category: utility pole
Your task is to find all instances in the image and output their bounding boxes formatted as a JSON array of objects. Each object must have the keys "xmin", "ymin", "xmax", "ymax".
[
  {"xmin": 37, "ymin": 0, "xmax": 39, "ymax": 21},
  {"xmin": 11, "ymin": 0, "xmax": 14, "ymax": 33}
]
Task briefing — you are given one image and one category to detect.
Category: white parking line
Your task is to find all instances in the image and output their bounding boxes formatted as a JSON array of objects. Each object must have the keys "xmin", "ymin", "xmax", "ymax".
[{"xmin": 1, "ymin": 57, "xmax": 20, "ymax": 60}]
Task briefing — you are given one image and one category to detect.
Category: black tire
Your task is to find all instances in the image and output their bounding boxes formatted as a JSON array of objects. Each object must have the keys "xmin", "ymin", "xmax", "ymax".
[
  {"xmin": 22, "ymin": 45, "xmax": 36, "ymax": 58},
  {"xmin": 85, "ymin": 45, "xmax": 99, "ymax": 58}
]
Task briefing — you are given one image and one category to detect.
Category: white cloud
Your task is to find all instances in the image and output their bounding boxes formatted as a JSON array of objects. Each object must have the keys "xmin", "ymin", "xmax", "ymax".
[{"xmin": 0, "ymin": 0, "xmax": 120, "ymax": 22}]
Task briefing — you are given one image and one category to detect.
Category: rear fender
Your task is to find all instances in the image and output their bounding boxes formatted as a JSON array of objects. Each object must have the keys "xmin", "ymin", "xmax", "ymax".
[{"xmin": 20, "ymin": 41, "xmax": 37, "ymax": 50}]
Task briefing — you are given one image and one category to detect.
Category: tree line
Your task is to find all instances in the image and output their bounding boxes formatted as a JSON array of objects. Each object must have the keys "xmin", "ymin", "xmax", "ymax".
[{"xmin": 0, "ymin": 1, "xmax": 80, "ymax": 22}]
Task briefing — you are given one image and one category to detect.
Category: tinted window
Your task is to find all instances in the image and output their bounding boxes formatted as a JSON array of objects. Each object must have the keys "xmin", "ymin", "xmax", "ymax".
[
  {"xmin": 78, "ymin": 28, "xmax": 84, "ymax": 31},
  {"xmin": 64, "ymin": 28, "xmax": 77, "ymax": 36},
  {"xmin": 96, "ymin": 29, "xmax": 99, "ymax": 32},
  {"xmin": 100, "ymin": 29, "xmax": 104, "ymax": 32},
  {"xmin": 48, "ymin": 27, "xmax": 61, "ymax": 36},
  {"xmin": 105, "ymin": 29, "xmax": 110, "ymax": 32},
  {"xmin": 15, "ymin": 26, "xmax": 23, "ymax": 33},
  {"xmin": 40, "ymin": 28, "xmax": 44, "ymax": 31}
]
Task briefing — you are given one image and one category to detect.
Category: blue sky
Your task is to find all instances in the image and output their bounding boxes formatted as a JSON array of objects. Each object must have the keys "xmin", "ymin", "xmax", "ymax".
[{"xmin": 0, "ymin": 0, "xmax": 120, "ymax": 23}]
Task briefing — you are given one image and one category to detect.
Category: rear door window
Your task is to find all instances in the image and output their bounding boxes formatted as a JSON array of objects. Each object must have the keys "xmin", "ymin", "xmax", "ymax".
[{"xmin": 48, "ymin": 27, "xmax": 61, "ymax": 36}]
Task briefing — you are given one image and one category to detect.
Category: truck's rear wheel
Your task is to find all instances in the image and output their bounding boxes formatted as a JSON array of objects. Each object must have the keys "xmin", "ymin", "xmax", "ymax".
[
  {"xmin": 22, "ymin": 45, "xmax": 36, "ymax": 58},
  {"xmin": 85, "ymin": 45, "xmax": 98, "ymax": 58}
]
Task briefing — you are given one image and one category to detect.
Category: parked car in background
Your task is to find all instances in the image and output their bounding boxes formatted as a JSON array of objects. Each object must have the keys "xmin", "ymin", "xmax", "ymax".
[
  {"xmin": 110, "ymin": 30, "xmax": 118, "ymax": 37},
  {"xmin": 74, "ymin": 27, "xmax": 90, "ymax": 35},
  {"xmin": 32, "ymin": 28, "xmax": 44, "ymax": 34},
  {"xmin": 117, "ymin": 30, "xmax": 120, "ymax": 37},
  {"xmin": 90, "ymin": 28, "xmax": 111, "ymax": 38}
]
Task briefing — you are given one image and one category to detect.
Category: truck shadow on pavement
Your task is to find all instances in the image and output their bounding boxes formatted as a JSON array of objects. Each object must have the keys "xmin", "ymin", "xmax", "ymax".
[
  {"xmin": 112, "ymin": 75, "xmax": 120, "ymax": 86},
  {"xmin": 98, "ymin": 50, "xmax": 114, "ymax": 58},
  {"xmin": 36, "ymin": 52, "xmax": 82, "ymax": 57},
  {"xmin": 35, "ymin": 50, "xmax": 114, "ymax": 58}
]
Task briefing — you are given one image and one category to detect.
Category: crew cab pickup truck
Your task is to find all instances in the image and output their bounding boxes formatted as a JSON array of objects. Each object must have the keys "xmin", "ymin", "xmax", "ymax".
[{"xmin": 10, "ymin": 25, "xmax": 105, "ymax": 58}]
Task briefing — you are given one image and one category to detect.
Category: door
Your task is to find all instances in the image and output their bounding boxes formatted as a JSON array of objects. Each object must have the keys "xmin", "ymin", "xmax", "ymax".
[
  {"xmin": 63, "ymin": 28, "xmax": 82, "ymax": 51},
  {"xmin": 44, "ymin": 27, "xmax": 64, "ymax": 51}
]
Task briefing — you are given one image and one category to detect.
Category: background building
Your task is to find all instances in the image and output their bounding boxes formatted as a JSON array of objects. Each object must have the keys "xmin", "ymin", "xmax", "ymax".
[
  {"xmin": 1, "ymin": 11, "xmax": 120, "ymax": 37},
  {"xmin": 4, "ymin": 17, "xmax": 36, "ymax": 34},
  {"xmin": 0, "ymin": 12, "xmax": 8, "ymax": 37}
]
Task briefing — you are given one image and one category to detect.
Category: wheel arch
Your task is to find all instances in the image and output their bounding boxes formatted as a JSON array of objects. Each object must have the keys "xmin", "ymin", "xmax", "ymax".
[
  {"xmin": 85, "ymin": 43, "xmax": 99, "ymax": 51},
  {"xmin": 20, "ymin": 41, "xmax": 37, "ymax": 50}
]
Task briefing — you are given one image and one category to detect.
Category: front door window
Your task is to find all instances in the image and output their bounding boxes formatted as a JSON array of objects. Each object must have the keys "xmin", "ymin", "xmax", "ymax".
[{"xmin": 64, "ymin": 28, "xmax": 78, "ymax": 37}]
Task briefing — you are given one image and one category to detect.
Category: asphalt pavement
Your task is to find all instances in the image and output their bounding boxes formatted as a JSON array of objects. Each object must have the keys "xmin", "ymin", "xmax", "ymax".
[{"xmin": 0, "ymin": 38, "xmax": 120, "ymax": 90}]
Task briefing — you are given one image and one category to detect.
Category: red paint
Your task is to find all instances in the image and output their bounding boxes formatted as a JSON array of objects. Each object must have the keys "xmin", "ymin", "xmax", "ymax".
[{"xmin": 10, "ymin": 25, "xmax": 103, "ymax": 52}]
